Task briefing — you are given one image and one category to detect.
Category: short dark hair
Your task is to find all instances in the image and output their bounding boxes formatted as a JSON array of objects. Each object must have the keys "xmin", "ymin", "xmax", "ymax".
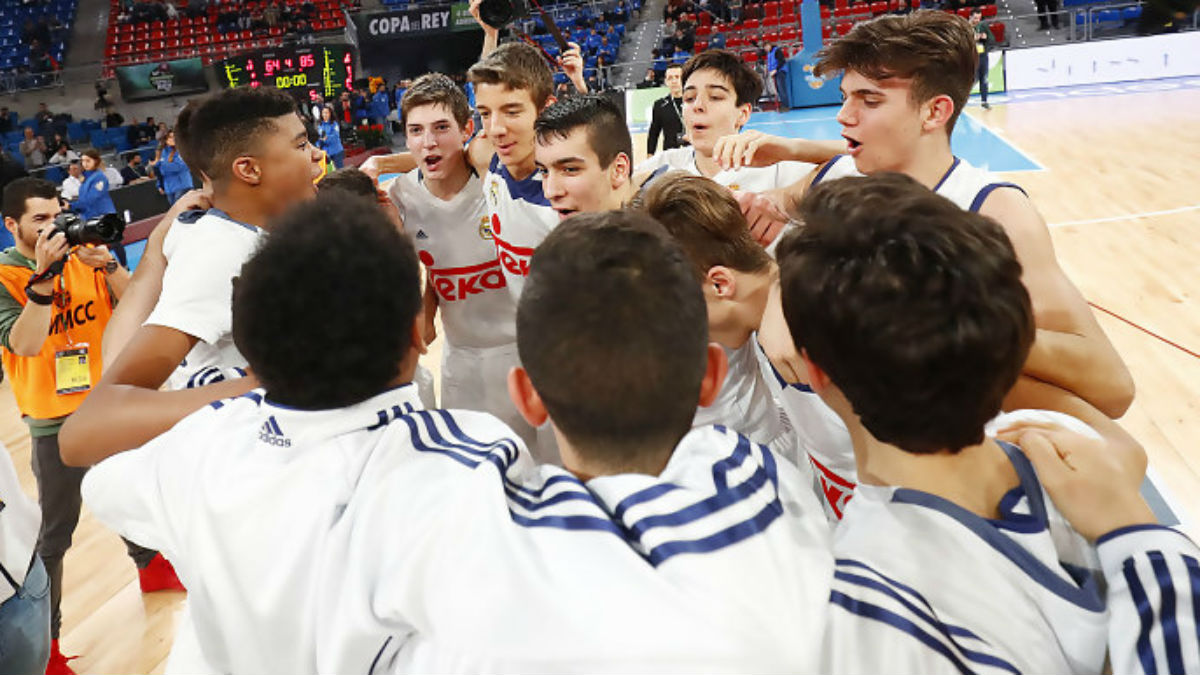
[
  {"xmin": 180, "ymin": 86, "xmax": 298, "ymax": 181},
  {"xmin": 2, "ymin": 177, "xmax": 57, "ymax": 221},
  {"xmin": 534, "ymin": 94, "xmax": 632, "ymax": 170},
  {"xmin": 468, "ymin": 42, "xmax": 554, "ymax": 110},
  {"xmin": 776, "ymin": 173, "xmax": 1034, "ymax": 454},
  {"xmin": 400, "ymin": 72, "xmax": 472, "ymax": 129},
  {"xmin": 232, "ymin": 194, "xmax": 422, "ymax": 409},
  {"xmin": 518, "ymin": 211, "xmax": 708, "ymax": 467},
  {"xmin": 636, "ymin": 172, "xmax": 771, "ymax": 281},
  {"xmin": 815, "ymin": 10, "xmax": 977, "ymax": 135},
  {"xmin": 681, "ymin": 49, "xmax": 762, "ymax": 106},
  {"xmin": 317, "ymin": 168, "xmax": 376, "ymax": 199},
  {"xmin": 665, "ymin": 63, "xmax": 683, "ymax": 73},
  {"xmin": 172, "ymin": 101, "xmax": 197, "ymax": 168}
]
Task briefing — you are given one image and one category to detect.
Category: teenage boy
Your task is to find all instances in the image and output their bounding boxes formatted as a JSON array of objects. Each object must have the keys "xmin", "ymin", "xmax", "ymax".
[
  {"xmin": 635, "ymin": 50, "xmax": 843, "ymax": 244},
  {"xmin": 534, "ymin": 94, "xmax": 640, "ymax": 219},
  {"xmin": 387, "ymin": 73, "xmax": 531, "ymax": 447},
  {"xmin": 80, "ymin": 195, "xmax": 428, "ymax": 673},
  {"xmin": 638, "ymin": 172, "xmax": 850, "ymax": 514},
  {"xmin": 320, "ymin": 211, "xmax": 833, "ymax": 674},
  {"xmin": 60, "ymin": 86, "xmax": 325, "ymax": 465},
  {"xmin": 715, "ymin": 11, "xmax": 1134, "ymax": 426},
  {"xmin": 777, "ymin": 173, "xmax": 1145, "ymax": 673}
]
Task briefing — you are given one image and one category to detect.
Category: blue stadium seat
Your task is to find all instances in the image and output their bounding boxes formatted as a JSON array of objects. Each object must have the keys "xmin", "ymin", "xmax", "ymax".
[
  {"xmin": 90, "ymin": 129, "xmax": 113, "ymax": 149},
  {"xmin": 44, "ymin": 165, "xmax": 66, "ymax": 184},
  {"xmin": 66, "ymin": 122, "xmax": 87, "ymax": 143}
]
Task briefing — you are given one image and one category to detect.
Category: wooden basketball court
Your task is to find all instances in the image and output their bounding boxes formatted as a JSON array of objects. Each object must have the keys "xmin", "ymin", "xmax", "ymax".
[{"xmin": 3, "ymin": 84, "xmax": 1197, "ymax": 674}]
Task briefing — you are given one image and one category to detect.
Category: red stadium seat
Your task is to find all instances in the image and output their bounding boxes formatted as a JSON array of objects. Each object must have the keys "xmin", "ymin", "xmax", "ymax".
[
  {"xmin": 764, "ymin": 1, "xmax": 780, "ymax": 16},
  {"xmin": 981, "ymin": 4, "xmax": 998, "ymax": 17},
  {"xmin": 988, "ymin": 21, "xmax": 1006, "ymax": 43},
  {"xmin": 742, "ymin": 50, "xmax": 758, "ymax": 63},
  {"xmin": 871, "ymin": 1, "xmax": 888, "ymax": 14}
]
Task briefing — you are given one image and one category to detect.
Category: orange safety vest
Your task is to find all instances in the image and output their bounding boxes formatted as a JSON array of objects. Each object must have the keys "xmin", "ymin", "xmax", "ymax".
[{"xmin": 0, "ymin": 257, "xmax": 112, "ymax": 420}]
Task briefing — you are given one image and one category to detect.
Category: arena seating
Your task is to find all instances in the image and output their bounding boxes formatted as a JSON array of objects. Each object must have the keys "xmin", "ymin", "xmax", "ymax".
[
  {"xmin": 103, "ymin": 0, "xmax": 353, "ymax": 74},
  {"xmin": 0, "ymin": 0, "xmax": 76, "ymax": 90}
]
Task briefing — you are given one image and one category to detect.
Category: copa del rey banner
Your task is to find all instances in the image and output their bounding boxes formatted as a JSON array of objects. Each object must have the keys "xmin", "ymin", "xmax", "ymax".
[{"xmin": 352, "ymin": 3, "xmax": 480, "ymax": 42}]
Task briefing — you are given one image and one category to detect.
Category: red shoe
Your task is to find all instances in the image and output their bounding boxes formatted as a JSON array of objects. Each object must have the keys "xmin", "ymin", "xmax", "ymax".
[
  {"xmin": 138, "ymin": 553, "xmax": 186, "ymax": 593},
  {"xmin": 45, "ymin": 639, "xmax": 78, "ymax": 675}
]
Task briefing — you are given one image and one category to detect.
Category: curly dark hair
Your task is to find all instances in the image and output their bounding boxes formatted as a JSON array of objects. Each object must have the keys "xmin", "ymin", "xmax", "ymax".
[
  {"xmin": 181, "ymin": 86, "xmax": 298, "ymax": 181},
  {"xmin": 681, "ymin": 49, "xmax": 763, "ymax": 107},
  {"xmin": 777, "ymin": 173, "xmax": 1034, "ymax": 454},
  {"xmin": 232, "ymin": 193, "xmax": 422, "ymax": 409}
]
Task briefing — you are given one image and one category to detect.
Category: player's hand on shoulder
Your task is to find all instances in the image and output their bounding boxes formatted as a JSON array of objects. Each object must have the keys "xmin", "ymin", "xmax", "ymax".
[
  {"xmin": 713, "ymin": 129, "xmax": 795, "ymax": 171},
  {"xmin": 997, "ymin": 422, "xmax": 1154, "ymax": 542},
  {"xmin": 359, "ymin": 154, "xmax": 386, "ymax": 181},
  {"xmin": 733, "ymin": 188, "xmax": 788, "ymax": 247},
  {"xmin": 758, "ymin": 279, "xmax": 807, "ymax": 385}
]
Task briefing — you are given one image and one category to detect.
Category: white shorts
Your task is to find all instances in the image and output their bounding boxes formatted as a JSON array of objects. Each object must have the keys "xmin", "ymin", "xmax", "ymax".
[{"xmin": 442, "ymin": 342, "xmax": 560, "ymax": 466}]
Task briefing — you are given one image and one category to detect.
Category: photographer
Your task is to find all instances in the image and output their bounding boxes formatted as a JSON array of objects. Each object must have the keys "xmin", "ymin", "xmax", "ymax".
[{"xmin": 0, "ymin": 178, "xmax": 177, "ymax": 672}]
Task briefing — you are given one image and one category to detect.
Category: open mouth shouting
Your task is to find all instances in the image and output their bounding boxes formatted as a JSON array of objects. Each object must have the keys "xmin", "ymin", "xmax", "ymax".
[{"xmin": 844, "ymin": 134, "xmax": 863, "ymax": 156}]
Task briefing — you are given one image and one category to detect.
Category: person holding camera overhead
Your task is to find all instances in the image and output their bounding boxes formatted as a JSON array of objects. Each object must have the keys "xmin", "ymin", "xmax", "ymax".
[{"xmin": 0, "ymin": 178, "xmax": 179, "ymax": 675}]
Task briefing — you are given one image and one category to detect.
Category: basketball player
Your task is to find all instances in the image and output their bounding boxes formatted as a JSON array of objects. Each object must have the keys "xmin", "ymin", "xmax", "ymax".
[
  {"xmin": 386, "ymin": 74, "xmax": 526, "ymax": 432},
  {"xmin": 998, "ymin": 424, "xmax": 1200, "ymax": 675},
  {"xmin": 60, "ymin": 87, "xmax": 326, "ymax": 465},
  {"xmin": 635, "ymin": 50, "xmax": 843, "ymax": 246},
  {"xmin": 638, "ymin": 172, "xmax": 850, "ymax": 517},
  {"xmin": 81, "ymin": 195, "xmax": 428, "ymax": 673},
  {"xmin": 714, "ymin": 11, "xmax": 1135, "ymax": 428},
  {"xmin": 776, "ymin": 173, "xmax": 1137, "ymax": 673},
  {"xmin": 534, "ymin": 94, "xmax": 639, "ymax": 218},
  {"xmin": 320, "ymin": 211, "xmax": 833, "ymax": 673}
]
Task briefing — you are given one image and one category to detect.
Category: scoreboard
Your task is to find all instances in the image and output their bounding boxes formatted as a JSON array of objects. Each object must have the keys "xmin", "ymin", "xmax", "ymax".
[{"xmin": 216, "ymin": 45, "xmax": 355, "ymax": 98}]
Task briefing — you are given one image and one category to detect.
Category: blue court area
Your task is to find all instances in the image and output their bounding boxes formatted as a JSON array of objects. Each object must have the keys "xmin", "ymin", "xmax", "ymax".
[
  {"xmin": 124, "ymin": 239, "xmax": 147, "ymax": 271},
  {"xmin": 742, "ymin": 105, "xmax": 1043, "ymax": 173}
]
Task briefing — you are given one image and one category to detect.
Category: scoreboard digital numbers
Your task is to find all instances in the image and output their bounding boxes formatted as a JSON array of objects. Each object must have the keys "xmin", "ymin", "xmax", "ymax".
[{"xmin": 216, "ymin": 45, "xmax": 355, "ymax": 98}]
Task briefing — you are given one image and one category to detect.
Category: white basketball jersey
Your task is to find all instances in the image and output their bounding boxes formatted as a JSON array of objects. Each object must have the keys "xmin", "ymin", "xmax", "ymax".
[
  {"xmin": 320, "ymin": 415, "xmax": 833, "ymax": 674},
  {"xmin": 636, "ymin": 147, "xmax": 813, "ymax": 193},
  {"xmin": 389, "ymin": 171, "xmax": 517, "ymax": 349},
  {"xmin": 693, "ymin": 339, "xmax": 787, "ymax": 449},
  {"xmin": 822, "ymin": 410, "xmax": 1109, "ymax": 675},
  {"xmin": 481, "ymin": 154, "xmax": 559, "ymax": 304},
  {"xmin": 755, "ymin": 342, "xmax": 857, "ymax": 521},
  {"xmin": 813, "ymin": 155, "xmax": 1024, "ymax": 212},
  {"xmin": 81, "ymin": 383, "xmax": 427, "ymax": 674}
]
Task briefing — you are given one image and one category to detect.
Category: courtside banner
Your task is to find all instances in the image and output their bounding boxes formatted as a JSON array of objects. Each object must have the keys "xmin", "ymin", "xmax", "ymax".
[{"xmin": 352, "ymin": 3, "xmax": 479, "ymax": 43}]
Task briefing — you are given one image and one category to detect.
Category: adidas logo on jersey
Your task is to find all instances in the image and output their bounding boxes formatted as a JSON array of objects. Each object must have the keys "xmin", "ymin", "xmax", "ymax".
[
  {"xmin": 258, "ymin": 416, "xmax": 292, "ymax": 447},
  {"xmin": 416, "ymin": 230, "xmax": 429, "ymax": 240}
]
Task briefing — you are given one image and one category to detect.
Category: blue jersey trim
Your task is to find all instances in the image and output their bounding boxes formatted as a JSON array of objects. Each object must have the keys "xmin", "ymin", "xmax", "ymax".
[
  {"xmin": 1096, "ymin": 523, "xmax": 1189, "ymax": 547},
  {"xmin": 830, "ymin": 591, "xmax": 1012, "ymax": 675},
  {"xmin": 755, "ymin": 340, "xmax": 814, "ymax": 392},
  {"xmin": 967, "ymin": 182, "xmax": 1027, "ymax": 214},
  {"xmin": 891, "ymin": 443, "xmax": 1104, "ymax": 612},
  {"xmin": 489, "ymin": 154, "xmax": 551, "ymax": 207},
  {"xmin": 932, "ymin": 157, "xmax": 962, "ymax": 193},
  {"xmin": 1149, "ymin": 551, "xmax": 1185, "ymax": 674},
  {"xmin": 1124, "ymin": 556, "xmax": 1159, "ymax": 674},
  {"xmin": 207, "ymin": 207, "xmax": 262, "ymax": 233},
  {"xmin": 811, "ymin": 155, "xmax": 844, "ymax": 186}
]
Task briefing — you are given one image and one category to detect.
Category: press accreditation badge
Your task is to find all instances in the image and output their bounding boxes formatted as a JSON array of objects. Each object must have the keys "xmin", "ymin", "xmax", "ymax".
[{"xmin": 55, "ymin": 345, "xmax": 91, "ymax": 395}]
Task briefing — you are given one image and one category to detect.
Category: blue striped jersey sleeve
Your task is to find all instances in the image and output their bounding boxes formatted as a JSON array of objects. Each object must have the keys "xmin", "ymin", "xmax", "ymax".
[{"xmin": 1097, "ymin": 524, "xmax": 1200, "ymax": 675}]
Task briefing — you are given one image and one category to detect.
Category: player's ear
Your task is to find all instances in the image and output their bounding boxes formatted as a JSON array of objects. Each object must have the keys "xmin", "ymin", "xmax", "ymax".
[
  {"xmin": 697, "ymin": 342, "xmax": 729, "ymax": 408},
  {"xmin": 735, "ymin": 103, "xmax": 752, "ymax": 132},
  {"xmin": 922, "ymin": 94, "xmax": 955, "ymax": 133},
  {"xmin": 508, "ymin": 366, "xmax": 549, "ymax": 427},
  {"xmin": 461, "ymin": 117, "xmax": 475, "ymax": 142},
  {"xmin": 801, "ymin": 349, "xmax": 830, "ymax": 393},
  {"xmin": 231, "ymin": 155, "xmax": 262, "ymax": 186},
  {"xmin": 3, "ymin": 217, "xmax": 16, "ymax": 237},
  {"xmin": 704, "ymin": 266, "xmax": 737, "ymax": 300},
  {"xmin": 609, "ymin": 152, "xmax": 631, "ymax": 189}
]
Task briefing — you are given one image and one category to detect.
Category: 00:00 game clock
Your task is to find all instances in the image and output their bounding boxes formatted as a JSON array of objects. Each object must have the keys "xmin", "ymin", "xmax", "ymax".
[{"xmin": 215, "ymin": 45, "xmax": 355, "ymax": 98}]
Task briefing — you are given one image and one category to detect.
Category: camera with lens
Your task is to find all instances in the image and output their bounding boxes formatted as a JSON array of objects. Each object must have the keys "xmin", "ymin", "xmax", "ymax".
[
  {"xmin": 477, "ymin": 0, "xmax": 527, "ymax": 28},
  {"xmin": 51, "ymin": 211, "xmax": 126, "ymax": 247}
]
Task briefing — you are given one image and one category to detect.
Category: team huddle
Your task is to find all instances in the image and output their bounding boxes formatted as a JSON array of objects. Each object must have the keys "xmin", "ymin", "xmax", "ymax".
[{"xmin": 25, "ymin": 8, "xmax": 1198, "ymax": 675}]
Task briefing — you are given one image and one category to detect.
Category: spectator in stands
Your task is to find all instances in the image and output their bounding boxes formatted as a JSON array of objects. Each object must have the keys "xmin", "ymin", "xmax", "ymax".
[
  {"xmin": 47, "ymin": 143, "xmax": 79, "ymax": 167},
  {"xmin": 1035, "ymin": 0, "xmax": 1061, "ymax": 29},
  {"xmin": 60, "ymin": 161, "xmax": 82, "ymax": 201},
  {"xmin": 0, "ymin": 108, "xmax": 11, "ymax": 134},
  {"xmin": 600, "ymin": 35, "xmax": 618, "ymax": 63},
  {"xmin": 264, "ymin": 1, "xmax": 281, "ymax": 28},
  {"xmin": 368, "ymin": 86, "xmax": 390, "ymax": 126},
  {"xmin": 767, "ymin": 43, "xmax": 789, "ymax": 110},
  {"xmin": 103, "ymin": 161, "xmax": 125, "ymax": 189},
  {"xmin": 104, "ymin": 107, "xmax": 124, "ymax": 129},
  {"xmin": 675, "ymin": 26, "xmax": 695, "ymax": 52},
  {"xmin": 652, "ymin": 49, "xmax": 668, "ymax": 82},
  {"xmin": 971, "ymin": 8, "xmax": 993, "ymax": 109},
  {"xmin": 709, "ymin": 27, "xmax": 726, "ymax": 50},
  {"xmin": 120, "ymin": 153, "xmax": 151, "ymax": 184},
  {"xmin": 34, "ymin": 104, "xmax": 53, "ymax": 130},
  {"xmin": 152, "ymin": 130, "xmax": 192, "ymax": 205},
  {"xmin": 317, "ymin": 107, "xmax": 344, "ymax": 169},
  {"xmin": 186, "ymin": 0, "xmax": 207, "ymax": 18},
  {"xmin": 637, "ymin": 68, "xmax": 657, "ymax": 88},
  {"xmin": 127, "ymin": 117, "xmax": 153, "ymax": 148},
  {"xmin": 76, "ymin": 150, "xmax": 117, "ymax": 221},
  {"xmin": 18, "ymin": 129, "xmax": 46, "ymax": 169}
]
